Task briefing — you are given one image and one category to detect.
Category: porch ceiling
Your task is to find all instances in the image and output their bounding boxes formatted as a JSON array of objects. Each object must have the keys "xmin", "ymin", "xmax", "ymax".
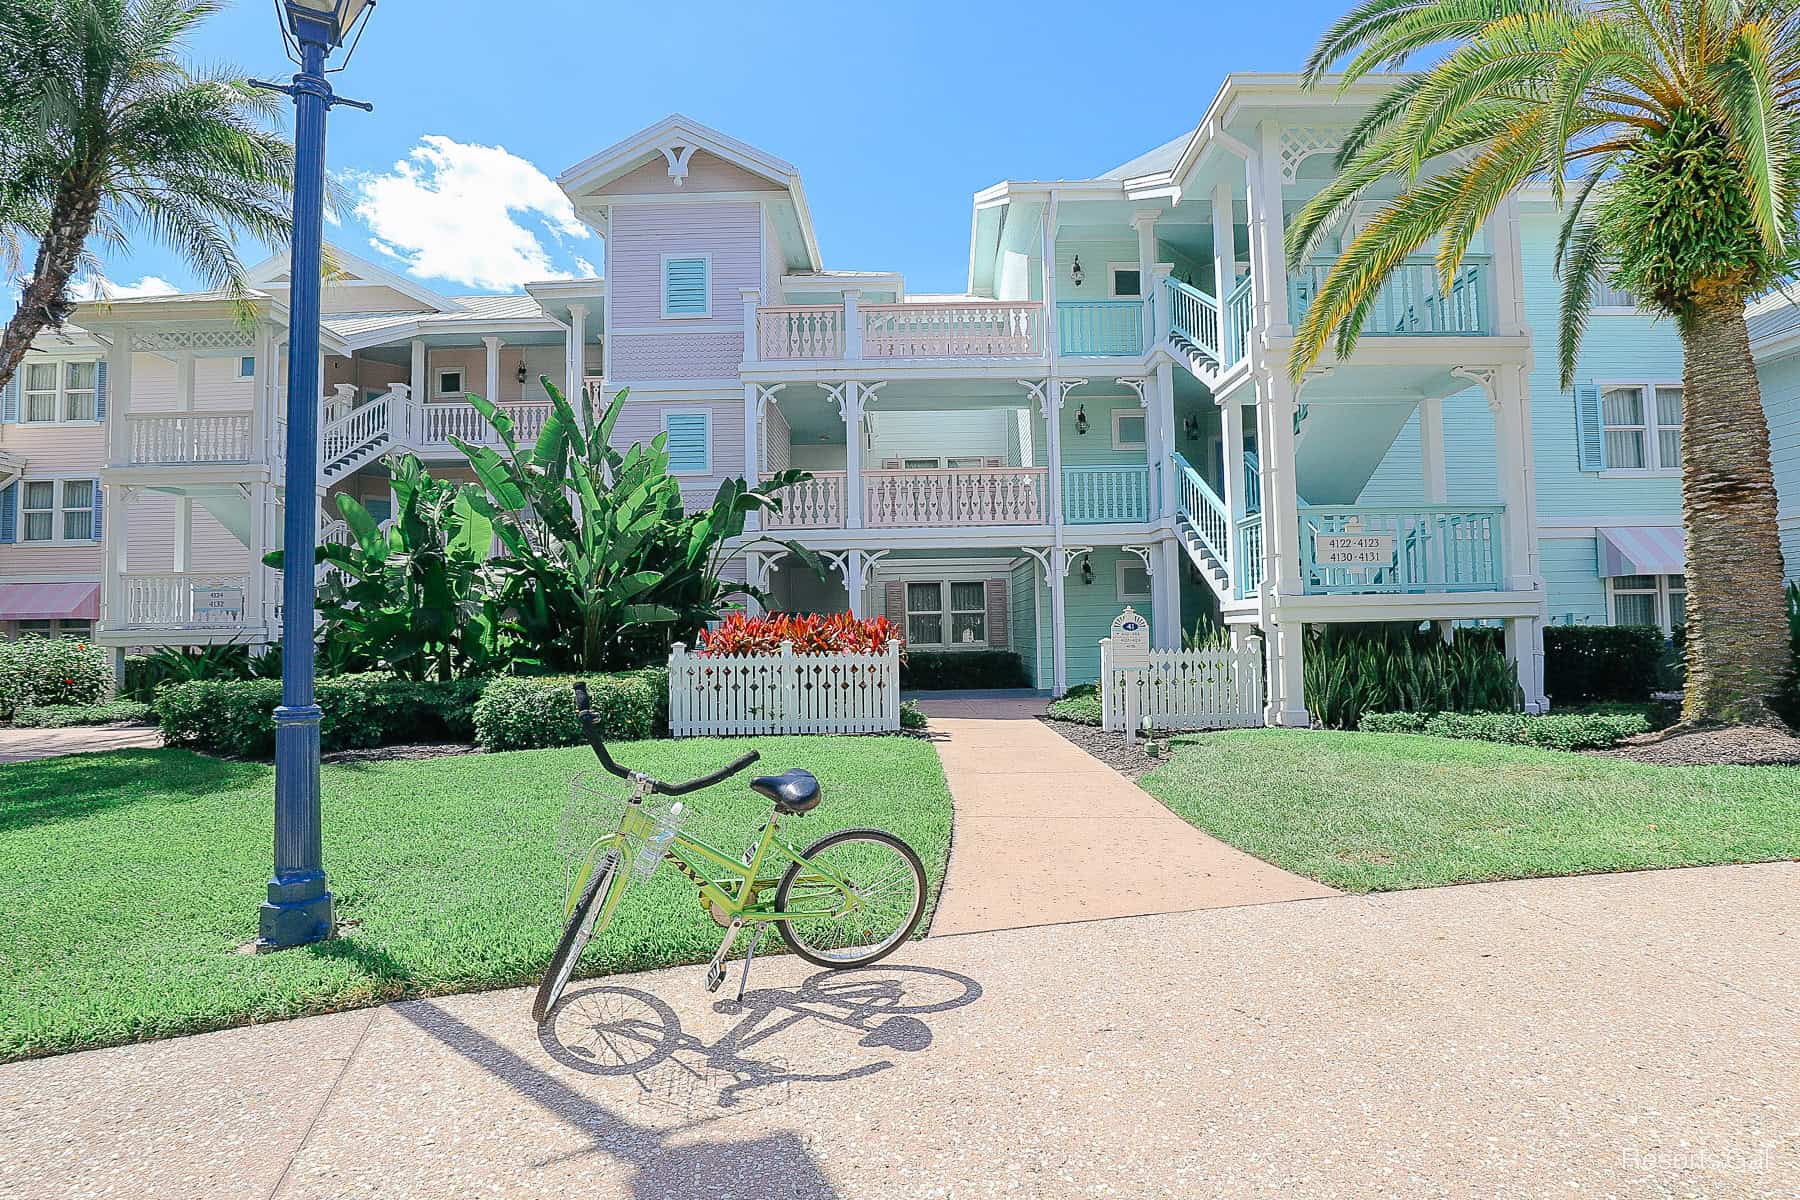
[{"xmin": 1296, "ymin": 362, "xmax": 1486, "ymax": 403}]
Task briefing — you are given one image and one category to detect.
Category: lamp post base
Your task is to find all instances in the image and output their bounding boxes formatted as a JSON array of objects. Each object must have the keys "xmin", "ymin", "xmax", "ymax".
[{"xmin": 257, "ymin": 874, "xmax": 335, "ymax": 949}]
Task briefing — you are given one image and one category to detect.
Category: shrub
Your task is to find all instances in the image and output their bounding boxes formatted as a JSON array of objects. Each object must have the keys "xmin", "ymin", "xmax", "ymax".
[
  {"xmin": 473, "ymin": 670, "xmax": 668, "ymax": 752},
  {"xmin": 697, "ymin": 612, "xmax": 901, "ymax": 657},
  {"xmin": 900, "ymin": 650, "xmax": 1029, "ymax": 690},
  {"xmin": 1045, "ymin": 682, "xmax": 1103, "ymax": 725},
  {"xmin": 0, "ymin": 637, "xmax": 113, "ymax": 719},
  {"xmin": 158, "ymin": 675, "xmax": 484, "ymax": 759},
  {"xmin": 1304, "ymin": 623, "xmax": 1517, "ymax": 729},
  {"xmin": 13, "ymin": 699, "xmax": 152, "ymax": 727},
  {"xmin": 899, "ymin": 699, "xmax": 927, "ymax": 730},
  {"xmin": 1359, "ymin": 709, "xmax": 1652, "ymax": 750},
  {"xmin": 1543, "ymin": 625, "xmax": 1664, "ymax": 704}
]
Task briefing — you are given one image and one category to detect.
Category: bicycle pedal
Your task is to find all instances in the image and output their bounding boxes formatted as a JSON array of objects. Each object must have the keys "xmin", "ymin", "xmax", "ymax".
[{"xmin": 705, "ymin": 964, "xmax": 726, "ymax": 993}]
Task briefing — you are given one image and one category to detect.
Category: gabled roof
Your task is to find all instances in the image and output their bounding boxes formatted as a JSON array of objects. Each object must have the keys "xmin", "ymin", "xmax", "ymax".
[
  {"xmin": 244, "ymin": 242, "xmax": 464, "ymax": 314},
  {"xmin": 1099, "ymin": 131, "xmax": 1193, "ymax": 182}
]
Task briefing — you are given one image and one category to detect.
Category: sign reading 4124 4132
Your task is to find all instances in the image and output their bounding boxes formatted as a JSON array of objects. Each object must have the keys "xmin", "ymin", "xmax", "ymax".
[{"xmin": 1109, "ymin": 605, "xmax": 1150, "ymax": 667}]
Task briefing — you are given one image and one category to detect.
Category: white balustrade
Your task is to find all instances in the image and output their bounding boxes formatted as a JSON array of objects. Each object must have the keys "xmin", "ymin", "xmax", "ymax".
[
  {"xmin": 419, "ymin": 400, "xmax": 552, "ymax": 447},
  {"xmin": 116, "ymin": 572, "xmax": 253, "ymax": 630},
  {"xmin": 863, "ymin": 466, "xmax": 1047, "ymax": 527},
  {"xmin": 760, "ymin": 471, "xmax": 847, "ymax": 529},
  {"xmin": 320, "ymin": 395, "xmax": 391, "ymax": 468},
  {"xmin": 861, "ymin": 301, "xmax": 1041, "ymax": 358},
  {"xmin": 125, "ymin": 412, "xmax": 254, "ymax": 465},
  {"xmin": 756, "ymin": 306, "xmax": 844, "ymax": 360}
]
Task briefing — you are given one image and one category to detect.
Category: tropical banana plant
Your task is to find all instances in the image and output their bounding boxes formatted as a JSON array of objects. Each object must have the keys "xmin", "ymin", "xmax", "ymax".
[
  {"xmin": 1289, "ymin": 0, "xmax": 1800, "ymax": 727},
  {"xmin": 451, "ymin": 378, "xmax": 818, "ymax": 671}
]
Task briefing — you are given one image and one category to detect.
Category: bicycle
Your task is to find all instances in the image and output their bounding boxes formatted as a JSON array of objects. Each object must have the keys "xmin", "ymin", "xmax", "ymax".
[{"xmin": 532, "ymin": 681, "xmax": 928, "ymax": 1024}]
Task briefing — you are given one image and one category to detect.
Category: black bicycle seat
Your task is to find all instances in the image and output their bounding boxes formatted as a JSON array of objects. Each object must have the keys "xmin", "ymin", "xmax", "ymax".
[{"xmin": 750, "ymin": 768, "xmax": 821, "ymax": 814}]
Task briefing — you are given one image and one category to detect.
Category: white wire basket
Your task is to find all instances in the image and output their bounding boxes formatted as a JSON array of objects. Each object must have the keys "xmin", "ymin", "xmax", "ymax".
[{"xmin": 561, "ymin": 770, "xmax": 688, "ymax": 904}]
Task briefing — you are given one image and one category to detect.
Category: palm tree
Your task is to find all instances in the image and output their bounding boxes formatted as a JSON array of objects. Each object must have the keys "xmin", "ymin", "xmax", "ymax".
[
  {"xmin": 0, "ymin": 0, "xmax": 293, "ymax": 390},
  {"xmin": 1289, "ymin": 0, "xmax": 1798, "ymax": 727}
]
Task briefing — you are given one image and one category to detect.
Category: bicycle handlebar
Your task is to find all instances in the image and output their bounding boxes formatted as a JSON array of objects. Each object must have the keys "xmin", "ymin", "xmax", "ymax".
[{"xmin": 571, "ymin": 681, "xmax": 759, "ymax": 796}]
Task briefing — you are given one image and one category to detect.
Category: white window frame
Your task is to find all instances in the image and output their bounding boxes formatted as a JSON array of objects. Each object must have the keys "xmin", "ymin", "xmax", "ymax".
[
  {"xmin": 1106, "ymin": 261, "xmax": 1144, "ymax": 299},
  {"xmin": 1606, "ymin": 573, "xmax": 1686, "ymax": 635},
  {"xmin": 14, "ymin": 618, "xmax": 92, "ymax": 640},
  {"xmin": 1590, "ymin": 278, "xmax": 1638, "ymax": 314},
  {"xmin": 435, "ymin": 369, "xmax": 464, "ymax": 398},
  {"xmin": 661, "ymin": 409, "xmax": 713, "ymax": 476},
  {"xmin": 1597, "ymin": 380, "xmax": 1682, "ymax": 476},
  {"xmin": 1112, "ymin": 408, "xmax": 1148, "ymax": 451},
  {"xmin": 16, "ymin": 477, "xmax": 99, "ymax": 545},
  {"xmin": 238, "ymin": 355, "xmax": 257, "ymax": 379},
  {"xmin": 903, "ymin": 578, "xmax": 991, "ymax": 650},
  {"xmin": 1116, "ymin": 558, "xmax": 1152, "ymax": 602},
  {"xmin": 18, "ymin": 358, "xmax": 103, "ymax": 425},
  {"xmin": 660, "ymin": 253, "xmax": 713, "ymax": 319}
]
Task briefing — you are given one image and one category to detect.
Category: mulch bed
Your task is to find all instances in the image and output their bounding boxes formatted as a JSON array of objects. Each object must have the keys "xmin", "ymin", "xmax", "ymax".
[
  {"xmin": 1597, "ymin": 724, "xmax": 1800, "ymax": 767},
  {"xmin": 321, "ymin": 742, "xmax": 482, "ymax": 764},
  {"xmin": 1038, "ymin": 717, "xmax": 1170, "ymax": 779}
]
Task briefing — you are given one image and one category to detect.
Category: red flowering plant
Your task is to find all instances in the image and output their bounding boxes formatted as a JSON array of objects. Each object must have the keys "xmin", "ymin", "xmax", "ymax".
[{"xmin": 697, "ymin": 612, "xmax": 903, "ymax": 658}]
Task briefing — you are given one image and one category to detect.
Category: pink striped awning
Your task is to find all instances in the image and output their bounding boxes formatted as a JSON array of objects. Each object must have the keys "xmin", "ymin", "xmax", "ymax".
[
  {"xmin": 0, "ymin": 582, "xmax": 100, "ymax": 620},
  {"xmin": 1598, "ymin": 526, "xmax": 1686, "ymax": 577}
]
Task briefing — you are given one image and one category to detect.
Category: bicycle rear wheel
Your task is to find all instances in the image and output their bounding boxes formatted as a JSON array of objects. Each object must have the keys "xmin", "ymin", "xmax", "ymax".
[
  {"xmin": 776, "ymin": 829, "xmax": 926, "ymax": 968},
  {"xmin": 533, "ymin": 852, "xmax": 619, "ymax": 1024}
]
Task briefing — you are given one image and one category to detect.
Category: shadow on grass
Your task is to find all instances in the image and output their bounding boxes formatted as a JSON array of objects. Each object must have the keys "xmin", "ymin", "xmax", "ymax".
[{"xmin": 0, "ymin": 749, "xmax": 267, "ymax": 834}]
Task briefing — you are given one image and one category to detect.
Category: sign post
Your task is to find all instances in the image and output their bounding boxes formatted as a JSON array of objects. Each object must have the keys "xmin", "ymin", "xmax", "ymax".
[{"xmin": 1109, "ymin": 606, "xmax": 1150, "ymax": 746}]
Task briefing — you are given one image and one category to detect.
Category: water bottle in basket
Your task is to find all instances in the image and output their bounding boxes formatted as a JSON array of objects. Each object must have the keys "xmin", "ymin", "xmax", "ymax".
[{"xmin": 633, "ymin": 801, "xmax": 684, "ymax": 880}]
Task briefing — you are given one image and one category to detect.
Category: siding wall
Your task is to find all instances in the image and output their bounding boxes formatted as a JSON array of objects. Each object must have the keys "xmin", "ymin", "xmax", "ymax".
[
  {"xmin": 1540, "ymin": 537, "xmax": 1610, "ymax": 625},
  {"xmin": 1757, "ymin": 352, "xmax": 1800, "ymax": 584},
  {"xmin": 1354, "ymin": 389, "xmax": 1501, "ymax": 506},
  {"xmin": 606, "ymin": 199, "xmax": 761, "ymax": 383},
  {"xmin": 1009, "ymin": 558, "xmax": 1042, "ymax": 687},
  {"xmin": 609, "ymin": 396, "xmax": 744, "ymax": 507},
  {"xmin": 1064, "ymin": 546, "xmax": 1152, "ymax": 685}
]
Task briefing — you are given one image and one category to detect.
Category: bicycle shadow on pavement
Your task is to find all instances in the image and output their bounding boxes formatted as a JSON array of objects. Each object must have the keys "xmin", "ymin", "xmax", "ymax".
[{"xmin": 537, "ymin": 963, "xmax": 984, "ymax": 1121}]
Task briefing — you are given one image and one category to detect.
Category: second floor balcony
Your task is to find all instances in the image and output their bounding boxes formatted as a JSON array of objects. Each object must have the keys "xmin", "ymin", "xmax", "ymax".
[
  {"xmin": 759, "ymin": 462, "xmax": 1154, "ymax": 531},
  {"xmin": 1287, "ymin": 257, "xmax": 1493, "ymax": 337},
  {"xmin": 755, "ymin": 299, "xmax": 1043, "ymax": 363}
]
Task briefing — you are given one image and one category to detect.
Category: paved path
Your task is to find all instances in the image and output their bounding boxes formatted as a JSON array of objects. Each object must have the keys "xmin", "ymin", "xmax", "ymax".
[
  {"xmin": 0, "ymin": 723, "xmax": 160, "ymax": 764},
  {"xmin": 917, "ymin": 698, "xmax": 1333, "ymax": 934},
  {"xmin": 2, "ymin": 863, "xmax": 1794, "ymax": 1199}
]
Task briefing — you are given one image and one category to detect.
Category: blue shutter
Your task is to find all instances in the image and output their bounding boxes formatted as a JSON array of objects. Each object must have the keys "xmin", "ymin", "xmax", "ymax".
[
  {"xmin": 663, "ymin": 258, "xmax": 709, "ymax": 316},
  {"xmin": 0, "ymin": 482, "xmax": 15, "ymax": 544},
  {"xmin": 1, "ymin": 372, "xmax": 17, "ymax": 423},
  {"xmin": 94, "ymin": 360, "xmax": 107, "ymax": 420},
  {"xmin": 1574, "ymin": 385, "xmax": 1606, "ymax": 471},
  {"xmin": 91, "ymin": 480, "xmax": 103, "ymax": 541},
  {"xmin": 663, "ymin": 412, "xmax": 710, "ymax": 473}
]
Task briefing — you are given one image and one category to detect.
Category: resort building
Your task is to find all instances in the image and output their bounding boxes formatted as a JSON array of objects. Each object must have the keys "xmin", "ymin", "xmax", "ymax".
[{"xmin": 0, "ymin": 73, "xmax": 1726, "ymax": 723}]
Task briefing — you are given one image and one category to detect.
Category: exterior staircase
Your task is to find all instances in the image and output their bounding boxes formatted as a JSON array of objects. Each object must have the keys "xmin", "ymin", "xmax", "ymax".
[
  {"xmin": 319, "ymin": 383, "xmax": 412, "ymax": 480},
  {"xmin": 1170, "ymin": 451, "xmax": 1235, "ymax": 603},
  {"xmin": 1162, "ymin": 275, "xmax": 1253, "ymax": 387}
]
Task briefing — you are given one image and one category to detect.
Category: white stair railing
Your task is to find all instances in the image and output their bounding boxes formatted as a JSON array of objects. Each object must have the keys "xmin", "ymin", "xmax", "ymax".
[{"xmin": 1172, "ymin": 451, "xmax": 1231, "ymax": 572}]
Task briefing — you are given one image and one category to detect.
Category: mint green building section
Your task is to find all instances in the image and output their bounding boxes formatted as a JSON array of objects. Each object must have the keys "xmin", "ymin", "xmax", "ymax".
[
  {"xmin": 1756, "ymin": 352, "xmax": 1800, "ymax": 584},
  {"xmin": 1057, "ymin": 386, "xmax": 1150, "ymax": 467},
  {"xmin": 1063, "ymin": 547, "xmax": 1152, "ymax": 685},
  {"xmin": 1009, "ymin": 558, "xmax": 1044, "ymax": 688},
  {"xmin": 1354, "ymin": 389, "xmax": 1502, "ymax": 507},
  {"xmin": 1540, "ymin": 537, "xmax": 1610, "ymax": 625}
]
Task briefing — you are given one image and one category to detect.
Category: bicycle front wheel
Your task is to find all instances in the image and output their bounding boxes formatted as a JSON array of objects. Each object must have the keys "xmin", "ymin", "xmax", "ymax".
[
  {"xmin": 533, "ymin": 852, "xmax": 619, "ymax": 1024},
  {"xmin": 776, "ymin": 829, "xmax": 926, "ymax": 968}
]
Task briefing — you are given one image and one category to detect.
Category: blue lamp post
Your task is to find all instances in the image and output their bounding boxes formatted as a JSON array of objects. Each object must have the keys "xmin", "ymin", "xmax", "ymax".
[{"xmin": 254, "ymin": 0, "xmax": 374, "ymax": 950}]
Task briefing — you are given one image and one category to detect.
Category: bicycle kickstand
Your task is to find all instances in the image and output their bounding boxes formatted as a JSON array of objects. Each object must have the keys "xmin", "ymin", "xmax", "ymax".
[
  {"xmin": 705, "ymin": 918, "xmax": 742, "ymax": 994},
  {"xmin": 734, "ymin": 925, "xmax": 769, "ymax": 1003}
]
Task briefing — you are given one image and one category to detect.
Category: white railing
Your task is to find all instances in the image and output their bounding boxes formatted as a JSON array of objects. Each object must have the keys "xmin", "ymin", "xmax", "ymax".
[
  {"xmin": 125, "ymin": 412, "xmax": 254, "ymax": 465},
  {"xmin": 864, "ymin": 466, "xmax": 1047, "ymax": 527},
  {"xmin": 116, "ymin": 572, "xmax": 253, "ymax": 631},
  {"xmin": 1171, "ymin": 452, "xmax": 1230, "ymax": 565},
  {"xmin": 757, "ymin": 306, "xmax": 844, "ymax": 360},
  {"xmin": 669, "ymin": 639, "xmax": 902, "ymax": 736},
  {"xmin": 1224, "ymin": 274, "xmax": 1253, "ymax": 364},
  {"xmin": 861, "ymin": 301, "xmax": 1041, "ymax": 358},
  {"xmin": 1163, "ymin": 277, "xmax": 1222, "ymax": 362},
  {"xmin": 760, "ymin": 471, "xmax": 847, "ymax": 529},
  {"xmin": 1101, "ymin": 637, "xmax": 1265, "ymax": 732},
  {"xmin": 320, "ymin": 395, "xmax": 392, "ymax": 468},
  {"xmin": 420, "ymin": 400, "xmax": 551, "ymax": 447}
]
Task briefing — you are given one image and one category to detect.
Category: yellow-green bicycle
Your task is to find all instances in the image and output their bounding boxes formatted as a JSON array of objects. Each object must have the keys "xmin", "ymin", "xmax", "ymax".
[{"xmin": 532, "ymin": 682, "xmax": 927, "ymax": 1024}]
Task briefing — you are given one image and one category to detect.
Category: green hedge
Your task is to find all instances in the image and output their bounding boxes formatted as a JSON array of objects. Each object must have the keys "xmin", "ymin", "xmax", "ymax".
[
  {"xmin": 1045, "ymin": 682, "xmax": 1102, "ymax": 725},
  {"xmin": 0, "ymin": 636, "xmax": 113, "ymax": 719},
  {"xmin": 1359, "ymin": 709, "xmax": 1652, "ymax": 751},
  {"xmin": 158, "ymin": 675, "xmax": 485, "ymax": 759},
  {"xmin": 1544, "ymin": 625, "xmax": 1665, "ymax": 704},
  {"xmin": 13, "ymin": 700, "xmax": 153, "ymax": 728},
  {"xmin": 472, "ymin": 670, "xmax": 668, "ymax": 751},
  {"xmin": 900, "ymin": 650, "xmax": 1029, "ymax": 690}
]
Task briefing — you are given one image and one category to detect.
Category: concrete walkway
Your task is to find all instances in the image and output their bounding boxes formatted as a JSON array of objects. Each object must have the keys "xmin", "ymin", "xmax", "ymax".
[
  {"xmin": 0, "ymin": 723, "xmax": 161, "ymax": 764},
  {"xmin": 2, "ymin": 863, "xmax": 1794, "ymax": 1199},
  {"xmin": 918, "ymin": 697, "xmax": 1333, "ymax": 934}
]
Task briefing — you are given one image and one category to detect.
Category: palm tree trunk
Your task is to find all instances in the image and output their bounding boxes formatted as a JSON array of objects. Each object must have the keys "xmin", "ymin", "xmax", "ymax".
[
  {"xmin": 0, "ymin": 177, "xmax": 103, "ymax": 392},
  {"xmin": 1678, "ymin": 299, "xmax": 1794, "ymax": 725}
]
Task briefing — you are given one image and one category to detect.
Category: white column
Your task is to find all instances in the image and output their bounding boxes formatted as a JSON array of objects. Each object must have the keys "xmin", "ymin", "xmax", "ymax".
[
  {"xmin": 1044, "ymin": 379, "xmax": 1065, "ymax": 528},
  {"xmin": 105, "ymin": 326, "xmax": 132, "ymax": 465},
  {"xmin": 1040, "ymin": 198, "xmax": 1060, "ymax": 358},
  {"xmin": 1049, "ymin": 553, "xmax": 1068, "ymax": 695},
  {"xmin": 99, "ymin": 485, "xmax": 129, "ymax": 633},
  {"xmin": 742, "ymin": 384, "xmax": 761, "ymax": 533},
  {"xmin": 1507, "ymin": 616, "xmax": 1549, "ymax": 714},
  {"xmin": 844, "ymin": 383, "xmax": 864, "ymax": 528},
  {"xmin": 1471, "ymin": 365, "xmax": 1543, "ymax": 591},
  {"xmin": 1246, "ymin": 123, "xmax": 1291, "ymax": 338},
  {"xmin": 245, "ymin": 481, "xmax": 266, "ymax": 634},
  {"xmin": 840, "ymin": 549, "xmax": 867, "ymax": 618},
  {"xmin": 174, "ymin": 497, "xmax": 192, "ymax": 573},
  {"xmin": 1273, "ymin": 621, "xmax": 1308, "ymax": 726},
  {"xmin": 1262, "ymin": 374, "xmax": 1304, "ymax": 598},
  {"xmin": 1153, "ymin": 360, "xmax": 1176, "ymax": 517},
  {"xmin": 249, "ymin": 326, "xmax": 270, "ymax": 462},
  {"xmin": 482, "ymin": 335, "xmax": 501, "ymax": 406},
  {"xmin": 1418, "ymin": 396, "xmax": 1448, "ymax": 504},
  {"xmin": 740, "ymin": 288, "xmax": 761, "ymax": 363},
  {"xmin": 568, "ymin": 304, "xmax": 588, "ymax": 404},
  {"xmin": 842, "ymin": 288, "xmax": 863, "ymax": 360},
  {"xmin": 1133, "ymin": 211, "xmax": 1161, "ymax": 345},
  {"xmin": 1220, "ymin": 398, "xmax": 1248, "ymax": 526},
  {"xmin": 1488, "ymin": 196, "xmax": 1527, "ymax": 338},
  {"xmin": 1210, "ymin": 180, "xmax": 1237, "ymax": 299},
  {"xmin": 1153, "ymin": 541, "xmax": 1181, "ymax": 647}
]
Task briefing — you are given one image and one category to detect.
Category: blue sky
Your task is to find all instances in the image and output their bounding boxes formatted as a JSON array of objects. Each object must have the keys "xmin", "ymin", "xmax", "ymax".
[{"xmin": 71, "ymin": 0, "xmax": 1336, "ymax": 300}]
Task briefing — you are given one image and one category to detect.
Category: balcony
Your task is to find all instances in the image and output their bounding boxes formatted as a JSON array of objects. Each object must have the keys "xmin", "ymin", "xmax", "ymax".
[
  {"xmin": 1299, "ymin": 505, "xmax": 1503, "ymax": 594},
  {"xmin": 760, "ymin": 466, "xmax": 1049, "ymax": 529},
  {"xmin": 417, "ymin": 399, "xmax": 551, "ymax": 449},
  {"xmin": 755, "ymin": 301, "xmax": 1043, "ymax": 361},
  {"xmin": 1056, "ymin": 300, "xmax": 1146, "ymax": 357},
  {"xmin": 113, "ymin": 572, "xmax": 256, "ymax": 632},
  {"xmin": 1063, "ymin": 465, "xmax": 1152, "ymax": 523},
  {"xmin": 1287, "ymin": 257, "xmax": 1492, "ymax": 336},
  {"xmin": 124, "ymin": 412, "xmax": 255, "ymax": 466}
]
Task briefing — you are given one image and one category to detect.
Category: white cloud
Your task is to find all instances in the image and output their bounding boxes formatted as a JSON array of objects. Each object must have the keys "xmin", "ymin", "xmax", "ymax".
[
  {"xmin": 69, "ymin": 274, "xmax": 180, "ymax": 300},
  {"xmin": 352, "ymin": 136, "xmax": 590, "ymax": 291}
]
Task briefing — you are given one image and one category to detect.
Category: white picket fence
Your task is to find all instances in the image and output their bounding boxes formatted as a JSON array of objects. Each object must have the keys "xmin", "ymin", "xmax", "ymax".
[
  {"xmin": 1099, "ymin": 638, "xmax": 1265, "ymax": 732},
  {"xmin": 668, "ymin": 639, "xmax": 903, "ymax": 736}
]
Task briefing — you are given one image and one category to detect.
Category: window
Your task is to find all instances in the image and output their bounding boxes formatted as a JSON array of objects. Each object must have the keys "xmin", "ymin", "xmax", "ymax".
[
  {"xmin": 949, "ymin": 581, "xmax": 987, "ymax": 645},
  {"xmin": 904, "ymin": 580, "xmax": 989, "ymax": 647},
  {"xmin": 1600, "ymin": 383, "xmax": 1682, "ymax": 472},
  {"xmin": 905, "ymin": 582, "xmax": 942, "ymax": 645},
  {"xmin": 61, "ymin": 479, "xmax": 94, "ymax": 541},
  {"xmin": 901, "ymin": 457, "xmax": 941, "ymax": 470},
  {"xmin": 1592, "ymin": 279, "xmax": 1637, "ymax": 309},
  {"xmin": 662, "ymin": 411, "xmax": 711, "ymax": 474},
  {"xmin": 17, "ymin": 359, "xmax": 101, "ymax": 423},
  {"xmin": 662, "ymin": 255, "xmax": 711, "ymax": 318},
  {"xmin": 21, "ymin": 480, "xmax": 54, "ymax": 541},
  {"xmin": 436, "ymin": 369, "xmax": 463, "ymax": 396},
  {"xmin": 23, "ymin": 363, "xmax": 58, "ymax": 422},
  {"xmin": 1112, "ymin": 410, "xmax": 1147, "ymax": 450},
  {"xmin": 14, "ymin": 619, "xmax": 90, "ymax": 640},
  {"xmin": 1117, "ymin": 559, "xmax": 1151, "ymax": 601},
  {"xmin": 238, "ymin": 355, "xmax": 256, "ymax": 379},
  {"xmin": 1108, "ymin": 263, "xmax": 1142, "ymax": 298},
  {"xmin": 62, "ymin": 361, "xmax": 97, "ymax": 421},
  {"xmin": 1609, "ymin": 573, "xmax": 1686, "ymax": 635}
]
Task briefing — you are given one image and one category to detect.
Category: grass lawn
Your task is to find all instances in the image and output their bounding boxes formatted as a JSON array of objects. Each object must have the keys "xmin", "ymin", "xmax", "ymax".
[
  {"xmin": 0, "ymin": 736, "xmax": 952, "ymax": 1062},
  {"xmin": 1140, "ymin": 729, "xmax": 1800, "ymax": 893}
]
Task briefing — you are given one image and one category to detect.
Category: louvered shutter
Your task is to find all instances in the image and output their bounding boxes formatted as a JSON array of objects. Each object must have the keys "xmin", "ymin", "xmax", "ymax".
[
  {"xmin": 663, "ymin": 257, "xmax": 709, "ymax": 316},
  {"xmin": 1574, "ymin": 385, "xmax": 1606, "ymax": 471},
  {"xmin": 0, "ymin": 482, "xmax": 15, "ymax": 543},
  {"xmin": 94, "ymin": 361, "xmax": 107, "ymax": 420},
  {"xmin": 1, "ymin": 372, "xmax": 17, "ymax": 423},
  {"xmin": 985, "ymin": 578, "xmax": 1008, "ymax": 649},
  {"xmin": 91, "ymin": 480, "xmax": 103, "ymax": 541},
  {"xmin": 663, "ymin": 412, "xmax": 711, "ymax": 474},
  {"xmin": 883, "ymin": 581, "xmax": 905, "ymax": 624}
]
